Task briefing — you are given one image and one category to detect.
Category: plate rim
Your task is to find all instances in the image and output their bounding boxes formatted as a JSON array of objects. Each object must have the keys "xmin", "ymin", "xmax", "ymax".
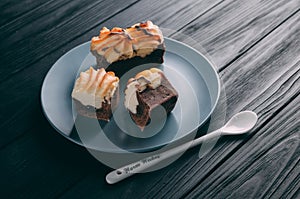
[{"xmin": 41, "ymin": 37, "xmax": 221, "ymax": 152}]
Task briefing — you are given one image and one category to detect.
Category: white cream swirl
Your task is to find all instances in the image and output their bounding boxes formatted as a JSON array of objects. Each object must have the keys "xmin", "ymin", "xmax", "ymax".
[
  {"xmin": 72, "ymin": 67, "xmax": 119, "ymax": 108},
  {"xmin": 91, "ymin": 21, "xmax": 164, "ymax": 63},
  {"xmin": 124, "ymin": 68, "xmax": 162, "ymax": 114}
]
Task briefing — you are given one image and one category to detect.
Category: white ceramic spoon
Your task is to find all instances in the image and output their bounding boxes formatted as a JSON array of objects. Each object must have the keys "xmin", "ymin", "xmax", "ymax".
[{"xmin": 106, "ymin": 110, "xmax": 258, "ymax": 184}]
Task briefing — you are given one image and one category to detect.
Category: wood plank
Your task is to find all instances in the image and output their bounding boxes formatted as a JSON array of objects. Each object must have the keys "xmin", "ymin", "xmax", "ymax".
[
  {"xmin": 0, "ymin": 0, "xmax": 85, "ymax": 41},
  {"xmin": 143, "ymin": 9, "xmax": 300, "ymax": 199},
  {"xmin": 98, "ymin": 0, "xmax": 224, "ymax": 30},
  {"xmin": 0, "ymin": 0, "xmax": 50, "ymax": 26},
  {"xmin": 267, "ymin": 159, "xmax": 300, "ymax": 199},
  {"xmin": 172, "ymin": 0, "xmax": 300, "ymax": 70}
]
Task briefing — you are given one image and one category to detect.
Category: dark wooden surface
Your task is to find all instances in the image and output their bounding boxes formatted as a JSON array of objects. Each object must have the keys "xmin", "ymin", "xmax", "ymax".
[{"xmin": 1, "ymin": 0, "xmax": 299, "ymax": 198}]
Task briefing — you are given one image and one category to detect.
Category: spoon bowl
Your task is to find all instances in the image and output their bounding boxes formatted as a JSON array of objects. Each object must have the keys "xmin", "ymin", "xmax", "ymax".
[{"xmin": 221, "ymin": 111, "xmax": 258, "ymax": 135}]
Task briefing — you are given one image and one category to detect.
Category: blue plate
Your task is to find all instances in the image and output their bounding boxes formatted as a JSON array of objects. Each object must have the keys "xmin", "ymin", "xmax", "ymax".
[{"xmin": 41, "ymin": 38, "xmax": 220, "ymax": 152}]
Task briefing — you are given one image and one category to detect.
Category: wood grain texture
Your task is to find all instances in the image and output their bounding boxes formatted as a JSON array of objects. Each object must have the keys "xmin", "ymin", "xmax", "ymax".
[
  {"xmin": 0, "ymin": 0, "xmax": 140, "ymax": 148},
  {"xmin": 187, "ymin": 95, "xmax": 300, "ymax": 199},
  {"xmin": 0, "ymin": 0, "xmax": 90, "ymax": 39},
  {"xmin": 269, "ymin": 160, "xmax": 300, "ymax": 199},
  {"xmin": 142, "ymin": 9, "xmax": 300, "ymax": 199},
  {"xmin": 0, "ymin": 109, "xmax": 108, "ymax": 198},
  {"xmin": 0, "ymin": 0, "xmax": 227, "ymax": 197},
  {"xmin": 1, "ymin": 0, "xmax": 300, "ymax": 198},
  {"xmin": 0, "ymin": 0, "xmax": 140, "ymax": 83},
  {"xmin": 59, "ymin": 5, "xmax": 300, "ymax": 199},
  {"xmin": 98, "ymin": 0, "xmax": 224, "ymax": 31},
  {"xmin": 172, "ymin": 0, "xmax": 300, "ymax": 70},
  {"xmin": 0, "ymin": 0, "xmax": 223, "ymax": 83},
  {"xmin": 0, "ymin": 0, "xmax": 222, "ymax": 150},
  {"xmin": 59, "ymin": 144, "xmax": 204, "ymax": 199},
  {"xmin": 0, "ymin": 0, "xmax": 50, "ymax": 26},
  {"xmin": 1, "ymin": 0, "xmax": 298, "ymax": 149}
]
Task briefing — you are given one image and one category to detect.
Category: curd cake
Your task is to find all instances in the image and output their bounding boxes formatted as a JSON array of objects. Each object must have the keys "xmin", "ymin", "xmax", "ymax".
[
  {"xmin": 124, "ymin": 68, "xmax": 178, "ymax": 130},
  {"xmin": 90, "ymin": 21, "xmax": 165, "ymax": 77},
  {"xmin": 72, "ymin": 67, "xmax": 119, "ymax": 121}
]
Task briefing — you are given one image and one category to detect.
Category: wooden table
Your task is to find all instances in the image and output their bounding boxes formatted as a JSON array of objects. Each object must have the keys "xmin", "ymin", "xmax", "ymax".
[{"xmin": 1, "ymin": 0, "xmax": 299, "ymax": 198}]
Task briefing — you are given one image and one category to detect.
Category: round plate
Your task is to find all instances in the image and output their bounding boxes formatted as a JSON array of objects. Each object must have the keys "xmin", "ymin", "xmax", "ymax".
[{"xmin": 41, "ymin": 38, "xmax": 220, "ymax": 152}]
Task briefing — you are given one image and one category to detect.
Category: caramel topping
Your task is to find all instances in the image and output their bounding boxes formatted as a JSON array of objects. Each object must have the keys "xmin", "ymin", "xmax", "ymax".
[
  {"xmin": 72, "ymin": 67, "xmax": 119, "ymax": 108},
  {"xmin": 135, "ymin": 68, "xmax": 161, "ymax": 80}
]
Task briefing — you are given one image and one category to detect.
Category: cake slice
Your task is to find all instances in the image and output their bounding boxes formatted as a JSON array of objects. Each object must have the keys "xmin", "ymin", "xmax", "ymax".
[
  {"xmin": 71, "ymin": 67, "xmax": 119, "ymax": 121},
  {"xmin": 90, "ymin": 21, "xmax": 165, "ymax": 77},
  {"xmin": 124, "ymin": 68, "xmax": 178, "ymax": 130}
]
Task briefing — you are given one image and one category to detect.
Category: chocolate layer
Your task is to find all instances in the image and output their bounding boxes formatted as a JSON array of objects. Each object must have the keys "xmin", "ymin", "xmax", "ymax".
[
  {"xmin": 74, "ymin": 99, "xmax": 112, "ymax": 121},
  {"xmin": 91, "ymin": 44, "xmax": 165, "ymax": 77},
  {"xmin": 129, "ymin": 73, "xmax": 178, "ymax": 129},
  {"xmin": 73, "ymin": 86, "xmax": 119, "ymax": 121}
]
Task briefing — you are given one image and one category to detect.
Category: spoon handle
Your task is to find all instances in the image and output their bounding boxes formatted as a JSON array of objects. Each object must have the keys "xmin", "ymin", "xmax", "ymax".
[{"xmin": 106, "ymin": 130, "xmax": 222, "ymax": 184}]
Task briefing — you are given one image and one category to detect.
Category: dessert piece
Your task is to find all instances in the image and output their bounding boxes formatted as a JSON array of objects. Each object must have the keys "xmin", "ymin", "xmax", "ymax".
[
  {"xmin": 72, "ymin": 67, "xmax": 119, "ymax": 121},
  {"xmin": 124, "ymin": 68, "xmax": 178, "ymax": 130},
  {"xmin": 90, "ymin": 21, "xmax": 165, "ymax": 77}
]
